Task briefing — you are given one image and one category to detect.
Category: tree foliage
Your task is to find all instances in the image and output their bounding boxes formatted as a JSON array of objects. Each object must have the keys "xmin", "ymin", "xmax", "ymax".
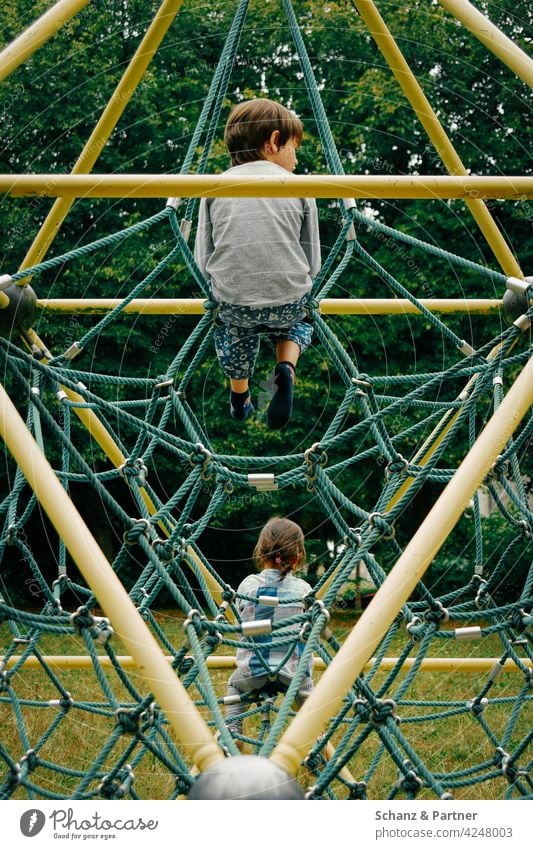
[{"xmin": 0, "ymin": 0, "xmax": 531, "ymax": 597}]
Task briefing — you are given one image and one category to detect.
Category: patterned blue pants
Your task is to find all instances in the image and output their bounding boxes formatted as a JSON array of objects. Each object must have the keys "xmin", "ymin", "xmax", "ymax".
[{"xmin": 214, "ymin": 299, "xmax": 313, "ymax": 380}]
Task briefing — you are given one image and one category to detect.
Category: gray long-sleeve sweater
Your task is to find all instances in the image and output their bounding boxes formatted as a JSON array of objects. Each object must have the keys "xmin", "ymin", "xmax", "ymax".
[{"xmin": 194, "ymin": 160, "xmax": 321, "ymax": 307}]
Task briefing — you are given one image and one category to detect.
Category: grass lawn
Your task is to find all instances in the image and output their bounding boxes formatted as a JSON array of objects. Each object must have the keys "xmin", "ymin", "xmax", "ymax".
[{"xmin": 1, "ymin": 608, "xmax": 530, "ymax": 799}]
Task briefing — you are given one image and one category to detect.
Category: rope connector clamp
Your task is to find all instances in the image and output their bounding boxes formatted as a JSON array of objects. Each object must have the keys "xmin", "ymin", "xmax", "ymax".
[
  {"xmin": 248, "ymin": 473, "xmax": 278, "ymax": 492},
  {"xmin": 154, "ymin": 377, "xmax": 174, "ymax": 391},
  {"xmin": 63, "ymin": 341, "xmax": 83, "ymax": 361}
]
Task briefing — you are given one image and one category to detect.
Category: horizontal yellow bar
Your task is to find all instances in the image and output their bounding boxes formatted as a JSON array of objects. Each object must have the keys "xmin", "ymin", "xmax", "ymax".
[
  {"xmin": 2, "ymin": 174, "xmax": 532, "ymax": 200},
  {"xmin": 36, "ymin": 298, "xmax": 503, "ymax": 315},
  {"xmin": 2, "ymin": 655, "xmax": 529, "ymax": 673}
]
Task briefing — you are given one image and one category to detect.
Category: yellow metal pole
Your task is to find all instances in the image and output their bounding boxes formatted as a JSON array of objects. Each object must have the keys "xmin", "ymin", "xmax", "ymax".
[
  {"xmin": 385, "ymin": 337, "xmax": 511, "ymax": 512},
  {"xmin": 270, "ymin": 355, "xmax": 533, "ymax": 776},
  {"xmin": 0, "ymin": 382, "xmax": 223, "ymax": 772},
  {"xmin": 437, "ymin": 0, "xmax": 533, "ymax": 89},
  {"xmin": 17, "ymin": 0, "xmax": 185, "ymax": 273},
  {"xmin": 35, "ymin": 297, "xmax": 503, "ymax": 315},
  {"xmin": 52, "ymin": 392, "xmax": 232, "ymax": 616},
  {"xmin": 1, "ymin": 0, "xmax": 224, "ymax": 613},
  {"xmin": 351, "ymin": 0, "xmax": 524, "ymax": 279},
  {"xmin": 3, "ymin": 655, "xmax": 528, "ymax": 674},
  {"xmin": 0, "ymin": 0, "xmax": 93, "ymax": 83},
  {"xmin": 2, "ymin": 173, "xmax": 532, "ymax": 200}
]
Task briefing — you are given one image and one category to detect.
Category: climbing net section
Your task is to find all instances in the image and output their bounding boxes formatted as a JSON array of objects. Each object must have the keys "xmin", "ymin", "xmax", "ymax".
[{"xmin": 0, "ymin": 0, "xmax": 532, "ymax": 801}]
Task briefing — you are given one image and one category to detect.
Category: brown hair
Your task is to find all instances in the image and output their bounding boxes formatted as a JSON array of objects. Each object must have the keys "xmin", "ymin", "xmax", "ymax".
[
  {"xmin": 224, "ymin": 98, "xmax": 303, "ymax": 166},
  {"xmin": 253, "ymin": 517, "xmax": 306, "ymax": 579}
]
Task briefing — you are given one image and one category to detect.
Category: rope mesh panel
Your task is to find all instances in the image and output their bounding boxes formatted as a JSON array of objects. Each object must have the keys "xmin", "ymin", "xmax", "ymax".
[{"xmin": 0, "ymin": 0, "xmax": 531, "ymax": 801}]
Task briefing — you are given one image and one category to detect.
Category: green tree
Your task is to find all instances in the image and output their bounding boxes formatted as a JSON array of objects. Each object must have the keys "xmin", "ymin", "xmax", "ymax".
[{"xmin": 0, "ymin": 0, "xmax": 530, "ymax": 595}]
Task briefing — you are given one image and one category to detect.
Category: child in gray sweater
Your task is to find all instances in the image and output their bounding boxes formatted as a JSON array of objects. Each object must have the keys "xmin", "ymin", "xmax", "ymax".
[{"xmin": 194, "ymin": 98, "xmax": 321, "ymax": 428}]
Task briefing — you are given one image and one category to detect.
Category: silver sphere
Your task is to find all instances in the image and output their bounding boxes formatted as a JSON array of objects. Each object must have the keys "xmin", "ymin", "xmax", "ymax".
[{"xmin": 187, "ymin": 755, "xmax": 304, "ymax": 800}]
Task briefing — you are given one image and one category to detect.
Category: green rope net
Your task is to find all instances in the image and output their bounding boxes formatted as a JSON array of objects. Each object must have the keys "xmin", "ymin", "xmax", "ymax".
[{"xmin": 0, "ymin": 0, "xmax": 531, "ymax": 801}]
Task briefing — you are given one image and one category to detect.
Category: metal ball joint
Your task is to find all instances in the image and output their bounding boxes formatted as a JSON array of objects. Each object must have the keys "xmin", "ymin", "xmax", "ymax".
[
  {"xmin": 186, "ymin": 755, "xmax": 304, "ymax": 800},
  {"xmin": 0, "ymin": 283, "xmax": 37, "ymax": 337},
  {"xmin": 503, "ymin": 277, "xmax": 532, "ymax": 326}
]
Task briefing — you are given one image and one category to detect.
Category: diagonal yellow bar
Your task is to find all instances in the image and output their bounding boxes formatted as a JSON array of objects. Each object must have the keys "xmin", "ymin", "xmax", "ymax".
[
  {"xmin": 17, "ymin": 0, "xmax": 185, "ymax": 274},
  {"xmin": 270, "ymin": 354, "xmax": 533, "ymax": 776},
  {"xmin": 350, "ymin": 0, "xmax": 523, "ymax": 279},
  {"xmin": 2, "ymin": 173, "xmax": 532, "ymax": 200},
  {"xmin": 1, "ymin": 0, "xmax": 227, "ymax": 617},
  {"xmin": 438, "ymin": 0, "xmax": 533, "ymax": 89},
  {"xmin": 0, "ymin": 0, "xmax": 93, "ymax": 83},
  {"xmin": 0, "ymin": 382, "xmax": 224, "ymax": 772}
]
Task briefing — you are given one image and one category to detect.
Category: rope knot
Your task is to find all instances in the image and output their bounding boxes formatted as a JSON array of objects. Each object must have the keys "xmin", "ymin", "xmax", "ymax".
[
  {"xmin": 175, "ymin": 774, "xmax": 194, "ymax": 795},
  {"xmin": 203, "ymin": 298, "xmax": 219, "ymax": 316},
  {"xmin": 140, "ymin": 701, "xmax": 160, "ymax": 727},
  {"xmin": 371, "ymin": 698, "xmax": 400, "ymax": 726},
  {"xmin": 406, "ymin": 616, "xmax": 425, "ymax": 642},
  {"xmin": 176, "ymin": 656, "xmax": 195, "ymax": 674},
  {"xmin": 354, "ymin": 698, "xmax": 371, "ymax": 722},
  {"xmin": 115, "ymin": 708, "xmax": 140, "ymax": 735},
  {"xmin": 123, "ymin": 517, "xmax": 151, "ymax": 545},
  {"xmin": 385, "ymin": 455, "xmax": 409, "ymax": 478},
  {"xmin": 423, "ymin": 601, "xmax": 449, "ymax": 625},
  {"xmin": 511, "ymin": 606, "xmax": 531, "ymax": 633},
  {"xmin": 58, "ymin": 693, "xmax": 74, "ymax": 712},
  {"xmin": 468, "ymin": 697, "xmax": 488, "ymax": 716},
  {"xmin": 494, "ymin": 747, "xmax": 519, "ymax": 782},
  {"xmin": 70, "ymin": 607, "xmax": 113, "ymax": 643},
  {"xmin": 348, "ymin": 781, "xmax": 368, "ymax": 800},
  {"xmin": 152, "ymin": 538, "xmax": 176, "ymax": 564},
  {"xmin": 189, "ymin": 443, "xmax": 213, "ymax": 480},
  {"xmin": 70, "ymin": 606, "xmax": 95, "ymax": 632},
  {"xmin": 304, "ymin": 297, "xmax": 320, "ymax": 313},
  {"xmin": 304, "ymin": 442, "xmax": 328, "ymax": 490},
  {"xmin": 99, "ymin": 765, "xmax": 134, "ymax": 799},
  {"xmin": 118, "ymin": 458, "xmax": 148, "ymax": 486},
  {"xmin": 222, "ymin": 585, "xmax": 236, "ymax": 602},
  {"xmin": 367, "ymin": 511, "xmax": 395, "ymax": 539},
  {"xmin": 492, "ymin": 454, "xmax": 510, "ymax": 478},
  {"xmin": 397, "ymin": 768, "xmax": 423, "ymax": 796},
  {"xmin": 474, "ymin": 578, "xmax": 491, "ymax": 610},
  {"xmin": 310, "ymin": 598, "xmax": 330, "ymax": 627},
  {"xmin": 183, "ymin": 608, "xmax": 204, "ymax": 636}
]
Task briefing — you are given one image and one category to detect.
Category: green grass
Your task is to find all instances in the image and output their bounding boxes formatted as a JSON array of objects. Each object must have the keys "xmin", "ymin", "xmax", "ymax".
[{"xmin": 1, "ymin": 610, "xmax": 530, "ymax": 800}]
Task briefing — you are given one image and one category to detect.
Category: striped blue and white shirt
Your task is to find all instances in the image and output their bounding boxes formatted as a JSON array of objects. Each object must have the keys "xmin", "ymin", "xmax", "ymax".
[{"xmin": 235, "ymin": 568, "xmax": 312, "ymax": 680}]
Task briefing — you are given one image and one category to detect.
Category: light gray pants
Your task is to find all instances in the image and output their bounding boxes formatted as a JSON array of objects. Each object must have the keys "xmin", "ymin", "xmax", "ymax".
[{"xmin": 225, "ymin": 666, "xmax": 314, "ymax": 734}]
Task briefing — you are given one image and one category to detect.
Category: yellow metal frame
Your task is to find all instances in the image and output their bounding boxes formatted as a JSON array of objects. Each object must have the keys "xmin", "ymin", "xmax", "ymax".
[
  {"xmin": 35, "ymin": 297, "xmax": 503, "ymax": 315},
  {"xmin": 17, "ymin": 0, "xmax": 186, "ymax": 275},
  {"xmin": 437, "ymin": 0, "xmax": 533, "ymax": 88},
  {"xmin": 1, "ymin": 292, "xmax": 503, "ymax": 343},
  {"xmin": 3, "ymin": 655, "xmax": 529, "ymax": 674},
  {"xmin": 0, "ymin": 382, "xmax": 223, "ymax": 773},
  {"xmin": 270, "ymin": 356, "xmax": 533, "ymax": 776},
  {"xmin": 1, "ymin": 0, "xmax": 531, "ymax": 785},
  {"xmin": 1, "ymin": 173, "xmax": 532, "ymax": 200},
  {"xmin": 0, "ymin": 0, "xmax": 93, "ymax": 84},
  {"xmin": 351, "ymin": 0, "xmax": 524, "ymax": 279}
]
